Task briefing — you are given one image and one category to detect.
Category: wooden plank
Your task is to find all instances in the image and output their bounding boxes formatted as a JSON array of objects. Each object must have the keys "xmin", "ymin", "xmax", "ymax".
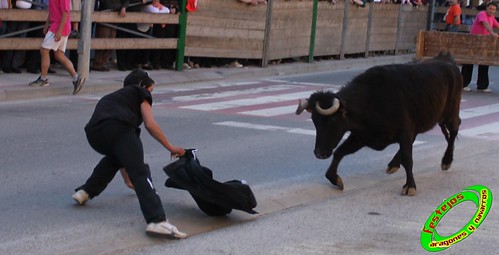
[
  {"xmin": 272, "ymin": 0, "xmax": 313, "ymax": 9},
  {"xmin": 193, "ymin": 0, "xmax": 267, "ymax": 20},
  {"xmin": 314, "ymin": 1, "xmax": 344, "ymax": 57},
  {"xmin": 267, "ymin": 46, "xmax": 309, "ymax": 60},
  {"xmin": 185, "ymin": 47, "xmax": 262, "ymax": 59},
  {"xmin": 0, "ymin": 9, "xmax": 179, "ymax": 24},
  {"xmin": 186, "ymin": 36, "xmax": 263, "ymax": 50},
  {"xmin": 416, "ymin": 31, "xmax": 499, "ymax": 65},
  {"xmin": 0, "ymin": 38, "xmax": 177, "ymax": 50},
  {"xmin": 433, "ymin": 23, "xmax": 472, "ymax": 33},
  {"xmin": 415, "ymin": 30, "xmax": 425, "ymax": 60},
  {"xmin": 187, "ymin": 26, "xmax": 265, "ymax": 40},
  {"xmin": 187, "ymin": 16, "xmax": 266, "ymax": 30}
]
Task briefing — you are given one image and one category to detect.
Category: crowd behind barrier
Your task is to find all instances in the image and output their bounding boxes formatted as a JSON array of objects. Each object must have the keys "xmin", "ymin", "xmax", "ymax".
[
  {"xmin": 0, "ymin": 0, "xmax": 496, "ymax": 74},
  {"xmin": 432, "ymin": 0, "xmax": 499, "ymax": 32}
]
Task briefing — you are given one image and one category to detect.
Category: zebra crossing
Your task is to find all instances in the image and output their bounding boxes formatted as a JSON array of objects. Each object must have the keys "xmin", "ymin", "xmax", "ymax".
[
  {"xmin": 458, "ymin": 101, "xmax": 499, "ymax": 139},
  {"xmin": 87, "ymin": 79, "xmax": 499, "ymax": 140},
  {"xmin": 154, "ymin": 80, "xmax": 334, "ymax": 118}
]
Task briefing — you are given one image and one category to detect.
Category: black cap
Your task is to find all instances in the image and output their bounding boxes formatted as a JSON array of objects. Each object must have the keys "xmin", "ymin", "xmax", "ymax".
[{"xmin": 123, "ymin": 69, "xmax": 155, "ymax": 88}]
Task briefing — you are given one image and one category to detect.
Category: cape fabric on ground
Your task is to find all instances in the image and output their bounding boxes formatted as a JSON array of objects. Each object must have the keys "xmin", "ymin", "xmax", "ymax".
[{"xmin": 163, "ymin": 149, "xmax": 258, "ymax": 216}]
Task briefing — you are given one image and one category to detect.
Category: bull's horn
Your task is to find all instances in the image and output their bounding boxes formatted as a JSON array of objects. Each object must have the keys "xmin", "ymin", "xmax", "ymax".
[
  {"xmin": 295, "ymin": 99, "xmax": 309, "ymax": 115},
  {"xmin": 316, "ymin": 98, "xmax": 340, "ymax": 116}
]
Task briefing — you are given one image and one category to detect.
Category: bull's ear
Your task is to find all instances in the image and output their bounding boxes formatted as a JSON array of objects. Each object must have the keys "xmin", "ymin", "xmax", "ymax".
[
  {"xmin": 295, "ymin": 98, "xmax": 309, "ymax": 115},
  {"xmin": 305, "ymin": 106, "xmax": 312, "ymax": 113}
]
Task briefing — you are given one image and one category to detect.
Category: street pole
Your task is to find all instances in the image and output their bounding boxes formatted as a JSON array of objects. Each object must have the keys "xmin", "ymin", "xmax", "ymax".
[
  {"xmin": 308, "ymin": 0, "xmax": 318, "ymax": 63},
  {"xmin": 77, "ymin": 0, "xmax": 93, "ymax": 80},
  {"xmin": 427, "ymin": 0, "xmax": 435, "ymax": 31}
]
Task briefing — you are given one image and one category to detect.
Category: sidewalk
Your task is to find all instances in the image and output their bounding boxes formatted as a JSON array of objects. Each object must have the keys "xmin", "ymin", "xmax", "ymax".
[{"xmin": 0, "ymin": 54, "xmax": 415, "ymax": 102}]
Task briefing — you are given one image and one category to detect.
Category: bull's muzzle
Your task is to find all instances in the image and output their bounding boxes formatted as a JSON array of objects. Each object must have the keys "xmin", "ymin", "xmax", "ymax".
[{"xmin": 314, "ymin": 149, "xmax": 332, "ymax": 159}]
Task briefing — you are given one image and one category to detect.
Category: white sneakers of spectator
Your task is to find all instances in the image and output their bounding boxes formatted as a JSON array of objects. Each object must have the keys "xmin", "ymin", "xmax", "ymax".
[
  {"xmin": 478, "ymin": 88, "xmax": 492, "ymax": 93},
  {"xmin": 229, "ymin": 61, "xmax": 243, "ymax": 68},
  {"xmin": 463, "ymin": 86, "xmax": 492, "ymax": 93}
]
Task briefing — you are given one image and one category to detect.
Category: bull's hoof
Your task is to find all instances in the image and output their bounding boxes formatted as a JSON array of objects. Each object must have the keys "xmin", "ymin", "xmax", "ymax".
[
  {"xmin": 401, "ymin": 186, "xmax": 417, "ymax": 196},
  {"xmin": 441, "ymin": 163, "xmax": 452, "ymax": 171},
  {"xmin": 335, "ymin": 176, "xmax": 344, "ymax": 190},
  {"xmin": 326, "ymin": 174, "xmax": 344, "ymax": 190},
  {"xmin": 386, "ymin": 166, "xmax": 400, "ymax": 174}
]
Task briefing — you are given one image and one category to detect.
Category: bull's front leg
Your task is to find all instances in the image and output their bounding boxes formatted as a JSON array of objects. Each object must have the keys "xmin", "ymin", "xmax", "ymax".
[
  {"xmin": 325, "ymin": 157, "xmax": 344, "ymax": 190},
  {"xmin": 325, "ymin": 135, "xmax": 364, "ymax": 190},
  {"xmin": 386, "ymin": 150, "xmax": 401, "ymax": 174},
  {"xmin": 387, "ymin": 135, "xmax": 416, "ymax": 174}
]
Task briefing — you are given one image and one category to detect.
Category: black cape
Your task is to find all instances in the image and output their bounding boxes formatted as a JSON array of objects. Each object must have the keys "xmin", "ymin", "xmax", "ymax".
[{"xmin": 163, "ymin": 150, "xmax": 258, "ymax": 216}]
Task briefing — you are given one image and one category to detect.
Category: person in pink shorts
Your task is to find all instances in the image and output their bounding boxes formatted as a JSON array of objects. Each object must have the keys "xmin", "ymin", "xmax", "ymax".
[{"xmin": 28, "ymin": 0, "xmax": 85, "ymax": 95}]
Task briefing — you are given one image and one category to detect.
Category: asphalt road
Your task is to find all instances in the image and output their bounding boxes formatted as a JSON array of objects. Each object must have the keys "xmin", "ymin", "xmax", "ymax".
[{"xmin": 0, "ymin": 66, "xmax": 498, "ymax": 254}]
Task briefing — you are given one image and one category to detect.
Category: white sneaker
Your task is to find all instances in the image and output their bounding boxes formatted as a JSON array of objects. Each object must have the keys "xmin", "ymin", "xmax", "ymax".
[
  {"xmin": 477, "ymin": 88, "xmax": 492, "ymax": 93},
  {"xmin": 146, "ymin": 220, "xmax": 187, "ymax": 239},
  {"xmin": 229, "ymin": 61, "xmax": 243, "ymax": 68},
  {"xmin": 72, "ymin": 189, "xmax": 89, "ymax": 205},
  {"xmin": 462, "ymin": 86, "xmax": 471, "ymax": 92}
]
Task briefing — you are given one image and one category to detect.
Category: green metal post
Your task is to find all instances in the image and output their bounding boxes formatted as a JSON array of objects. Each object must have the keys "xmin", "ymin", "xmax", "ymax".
[
  {"xmin": 176, "ymin": 0, "xmax": 188, "ymax": 71},
  {"xmin": 308, "ymin": 0, "xmax": 318, "ymax": 63}
]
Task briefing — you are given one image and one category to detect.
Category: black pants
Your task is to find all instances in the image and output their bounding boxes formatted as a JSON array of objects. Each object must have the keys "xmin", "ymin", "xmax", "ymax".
[
  {"xmin": 78, "ymin": 121, "xmax": 166, "ymax": 224},
  {"xmin": 116, "ymin": 23, "xmax": 151, "ymax": 69},
  {"xmin": 116, "ymin": 23, "xmax": 137, "ymax": 70},
  {"xmin": 150, "ymin": 24, "xmax": 178, "ymax": 69},
  {"xmin": 461, "ymin": 64, "xmax": 489, "ymax": 90}
]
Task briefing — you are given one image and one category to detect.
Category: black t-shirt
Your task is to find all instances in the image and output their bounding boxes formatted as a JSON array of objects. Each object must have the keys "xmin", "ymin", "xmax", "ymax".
[{"xmin": 86, "ymin": 85, "xmax": 153, "ymax": 131}]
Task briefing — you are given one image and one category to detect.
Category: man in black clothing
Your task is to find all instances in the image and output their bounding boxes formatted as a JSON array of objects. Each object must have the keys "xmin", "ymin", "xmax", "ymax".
[{"xmin": 73, "ymin": 70, "xmax": 187, "ymax": 238}]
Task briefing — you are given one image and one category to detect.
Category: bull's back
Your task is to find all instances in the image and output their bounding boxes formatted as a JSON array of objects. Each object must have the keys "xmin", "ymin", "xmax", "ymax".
[{"xmin": 343, "ymin": 60, "xmax": 462, "ymax": 133}]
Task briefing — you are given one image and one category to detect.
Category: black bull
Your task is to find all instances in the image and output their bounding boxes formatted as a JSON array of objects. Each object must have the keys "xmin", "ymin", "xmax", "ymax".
[{"xmin": 296, "ymin": 52, "xmax": 462, "ymax": 196}]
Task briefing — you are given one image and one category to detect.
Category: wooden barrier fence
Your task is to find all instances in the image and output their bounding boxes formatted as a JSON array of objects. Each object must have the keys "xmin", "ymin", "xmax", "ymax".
[
  {"xmin": 0, "ymin": 1, "xmax": 431, "ymax": 69},
  {"xmin": 186, "ymin": 0, "xmax": 427, "ymax": 65}
]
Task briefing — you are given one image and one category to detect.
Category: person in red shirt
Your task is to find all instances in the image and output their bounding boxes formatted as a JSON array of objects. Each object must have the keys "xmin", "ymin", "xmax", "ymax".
[
  {"xmin": 461, "ymin": 2, "xmax": 499, "ymax": 93},
  {"xmin": 444, "ymin": 0, "xmax": 461, "ymax": 32}
]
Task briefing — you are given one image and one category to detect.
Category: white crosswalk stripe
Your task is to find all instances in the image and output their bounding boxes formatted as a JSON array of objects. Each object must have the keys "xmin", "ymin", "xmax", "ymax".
[
  {"xmin": 458, "ymin": 103, "xmax": 499, "ymax": 138},
  {"xmin": 460, "ymin": 103, "xmax": 499, "ymax": 119},
  {"xmin": 460, "ymin": 122, "xmax": 499, "ymax": 138},
  {"xmin": 214, "ymin": 121, "xmax": 316, "ymax": 136},
  {"xmin": 214, "ymin": 121, "xmax": 426, "ymax": 145},
  {"xmin": 171, "ymin": 85, "xmax": 299, "ymax": 102},
  {"xmin": 179, "ymin": 91, "xmax": 312, "ymax": 111},
  {"xmin": 239, "ymin": 105, "xmax": 298, "ymax": 117}
]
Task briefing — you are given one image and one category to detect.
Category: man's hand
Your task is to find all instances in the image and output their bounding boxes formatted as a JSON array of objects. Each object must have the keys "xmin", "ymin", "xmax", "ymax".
[{"xmin": 170, "ymin": 147, "xmax": 186, "ymax": 159}]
